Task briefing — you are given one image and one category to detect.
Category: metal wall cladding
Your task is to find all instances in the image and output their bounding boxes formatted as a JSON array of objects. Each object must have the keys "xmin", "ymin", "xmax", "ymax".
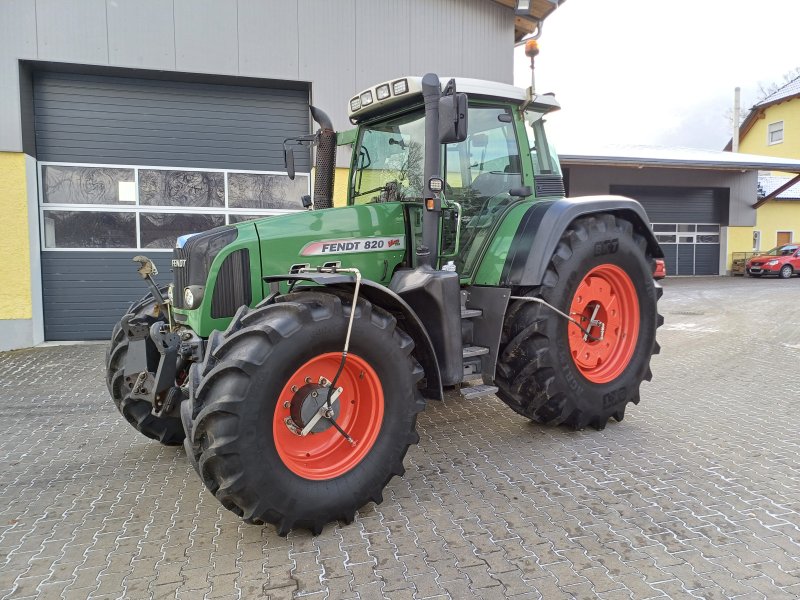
[
  {"xmin": 41, "ymin": 251, "xmax": 173, "ymax": 341},
  {"xmin": 2, "ymin": 0, "xmax": 516, "ymax": 152},
  {"xmin": 610, "ymin": 185, "xmax": 729, "ymax": 224},
  {"xmin": 32, "ymin": 71, "xmax": 311, "ymax": 171}
]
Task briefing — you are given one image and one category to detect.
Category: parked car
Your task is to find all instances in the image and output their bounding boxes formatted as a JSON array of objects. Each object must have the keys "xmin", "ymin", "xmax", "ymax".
[
  {"xmin": 746, "ymin": 244, "xmax": 800, "ymax": 278},
  {"xmin": 653, "ymin": 258, "xmax": 666, "ymax": 280}
]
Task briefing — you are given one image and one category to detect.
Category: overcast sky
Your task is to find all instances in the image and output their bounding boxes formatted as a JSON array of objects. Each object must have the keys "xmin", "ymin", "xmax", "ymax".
[{"xmin": 512, "ymin": 0, "xmax": 800, "ymax": 153}]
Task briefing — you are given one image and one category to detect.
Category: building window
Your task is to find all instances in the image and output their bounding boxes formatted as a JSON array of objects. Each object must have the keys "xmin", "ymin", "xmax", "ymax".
[
  {"xmin": 652, "ymin": 223, "xmax": 720, "ymax": 244},
  {"xmin": 768, "ymin": 121, "xmax": 784, "ymax": 145},
  {"xmin": 39, "ymin": 163, "xmax": 309, "ymax": 250}
]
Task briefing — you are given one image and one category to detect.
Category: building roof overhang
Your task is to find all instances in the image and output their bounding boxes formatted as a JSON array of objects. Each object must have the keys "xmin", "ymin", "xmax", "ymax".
[
  {"xmin": 490, "ymin": 0, "xmax": 564, "ymax": 41},
  {"xmin": 560, "ymin": 144, "xmax": 800, "ymax": 174}
]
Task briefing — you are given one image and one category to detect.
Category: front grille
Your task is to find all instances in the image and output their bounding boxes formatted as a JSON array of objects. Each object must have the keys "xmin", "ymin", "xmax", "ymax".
[
  {"xmin": 170, "ymin": 226, "xmax": 238, "ymax": 311},
  {"xmin": 535, "ymin": 175, "xmax": 566, "ymax": 198},
  {"xmin": 172, "ymin": 247, "xmax": 189, "ymax": 308},
  {"xmin": 211, "ymin": 249, "xmax": 252, "ymax": 318}
]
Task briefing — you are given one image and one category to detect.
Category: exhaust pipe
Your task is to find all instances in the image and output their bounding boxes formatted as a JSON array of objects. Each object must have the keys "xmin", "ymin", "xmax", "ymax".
[{"xmin": 310, "ymin": 106, "xmax": 336, "ymax": 210}]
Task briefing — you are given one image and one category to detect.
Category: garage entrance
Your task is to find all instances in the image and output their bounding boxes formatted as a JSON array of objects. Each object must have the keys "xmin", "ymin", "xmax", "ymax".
[
  {"xmin": 34, "ymin": 70, "xmax": 310, "ymax": 340},
  {"xmin": 611, "ymin": 185, "xmax": 728, "ymax": 275}
]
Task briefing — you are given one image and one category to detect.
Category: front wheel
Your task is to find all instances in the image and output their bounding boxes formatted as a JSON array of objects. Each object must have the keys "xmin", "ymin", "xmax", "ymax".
[
  {"xmin": 496, "ymin": 214, "xmax": 663, "ymax": 430},
  {"xmin": 182, "ymin": 291, "xmax": 425, "ymax": 535},
  {"xmin": 780, "ymin": 265, "xmax": 793, "ymax": 279}
]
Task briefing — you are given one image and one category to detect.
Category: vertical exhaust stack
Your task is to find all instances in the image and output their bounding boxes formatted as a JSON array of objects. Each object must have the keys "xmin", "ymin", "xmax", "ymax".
[{"xmin": 310, "ymin": 106, "xmax": 336, "ymax": 210}]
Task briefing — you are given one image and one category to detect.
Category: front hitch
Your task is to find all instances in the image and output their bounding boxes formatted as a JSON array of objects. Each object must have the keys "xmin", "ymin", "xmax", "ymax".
[
  {"xmin": 122, "ymin": 256, "xmax": 185, "ymax": 417},
  {"xmin": 120, "ymin": 317, "xmax": 184, "ymax": 417}
]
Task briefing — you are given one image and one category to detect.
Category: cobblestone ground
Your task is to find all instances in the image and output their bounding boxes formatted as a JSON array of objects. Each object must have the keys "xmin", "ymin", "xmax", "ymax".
[{"xmin": 1, "ymin": 276, "xmax": 800, "ymax": 599}]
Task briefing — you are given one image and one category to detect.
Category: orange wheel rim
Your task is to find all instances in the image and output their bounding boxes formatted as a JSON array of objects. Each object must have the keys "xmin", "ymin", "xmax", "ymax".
[
  {"xmin": 568, "ymin": 264, "xmax": 639, "ymax": 384},
  {"xmin": 272, "ymin": 352, "xmax": 384, "ymax": 480}
]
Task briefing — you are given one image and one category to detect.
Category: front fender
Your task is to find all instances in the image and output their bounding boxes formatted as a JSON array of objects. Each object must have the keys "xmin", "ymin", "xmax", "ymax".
[
  {"xmin": 263, "ymin": 273, "xmax": 443, "ymax": 400},
  {"xmin": 500, "ymin": 195, "xmax": 664, "ymax": 287}
]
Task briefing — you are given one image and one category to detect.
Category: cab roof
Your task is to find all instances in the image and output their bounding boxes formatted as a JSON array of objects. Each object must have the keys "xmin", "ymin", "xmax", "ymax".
[{"xmin": 348, "ymin": 76, "xmax": 558, "ymax": 124}]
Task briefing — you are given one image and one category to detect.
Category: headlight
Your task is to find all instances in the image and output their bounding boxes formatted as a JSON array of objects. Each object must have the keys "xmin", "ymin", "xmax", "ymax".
[
  {"xmin": 183, "ymin": 285, "xmax": 204, "ymax": 309},
  {"xmin": 360, "ymin": 90, "xmax": 373, "ymax": 106},
  {"xmin": 376, "ymin": 84, "xmax": 391, "ymax": 100},
  {"xmin": 767, "ymin": 260, "xmax": 779, "ymax": 266}
]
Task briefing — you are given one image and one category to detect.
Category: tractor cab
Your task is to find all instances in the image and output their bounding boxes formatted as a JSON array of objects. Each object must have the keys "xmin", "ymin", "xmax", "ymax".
[{"xmin": 344, "ymin": 76, "xmax": 564, "ymax": 276}]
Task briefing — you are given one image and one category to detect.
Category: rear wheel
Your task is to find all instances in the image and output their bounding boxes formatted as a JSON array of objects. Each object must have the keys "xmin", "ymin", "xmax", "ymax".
[
  {"xmin": 496, "ymin": 214, "xmax": 663, "ymax": 429},
  {"xmin": 780, "ymin": 264, "xmax": 793, "ymax": 279},
  {"xmin": 105, "ymin": 290, "xmax": 185, "ymax": 445},
  {"xmin": 182, "ymin": 291, "xmax": 425, "ymax": 535}
]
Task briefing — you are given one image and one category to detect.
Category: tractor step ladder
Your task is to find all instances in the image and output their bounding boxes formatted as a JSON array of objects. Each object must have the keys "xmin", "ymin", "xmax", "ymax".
[
  {"xmin": 462, "ymin": 345, "xmax": 489, "ymax": 358},
  {"xmin": 459, "ymin": 302, "xmax": 497, "ymax": 399},
  {"xmin": 460, "ymin": 384, "xmax": 499, "ymax": 400}
]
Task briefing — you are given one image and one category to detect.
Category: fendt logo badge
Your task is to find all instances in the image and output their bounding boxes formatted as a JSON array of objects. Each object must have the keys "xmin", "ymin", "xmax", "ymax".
[
  {"xmin": 172, "ymin": 259, "xmax": 187, "ymax": 268},
  {"xmin": 300, "ymin": 236, "xmax": 406, "ymax": 256}
]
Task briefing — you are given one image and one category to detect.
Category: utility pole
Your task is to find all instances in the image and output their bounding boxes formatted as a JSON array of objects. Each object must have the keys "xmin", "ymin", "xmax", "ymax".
[{"xmin": 732, "ymin": 87, "xmax": 741, "ymax": 152}]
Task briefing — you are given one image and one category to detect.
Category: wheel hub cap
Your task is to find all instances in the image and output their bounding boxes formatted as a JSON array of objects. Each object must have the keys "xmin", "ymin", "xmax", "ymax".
[
  {"xmin": 568, "ymin": 263, "xmax": 640, "ymax": 384},
  {"xmin": 272, "ymin": 352, "xmax": 384, "ymax": 480},
  {"xmin": 289, "ymin": 383, "xmax": 341, "ymax": 434}
]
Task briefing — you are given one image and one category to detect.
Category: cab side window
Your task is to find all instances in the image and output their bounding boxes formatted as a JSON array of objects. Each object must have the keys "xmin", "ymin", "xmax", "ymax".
[
  {"xmin": 444, "ymin": 106, "xmax": 521, "ymax": 219},
  {"xmin": 444, "ymin": 105, "xmax": 521, "ymax": 274}
]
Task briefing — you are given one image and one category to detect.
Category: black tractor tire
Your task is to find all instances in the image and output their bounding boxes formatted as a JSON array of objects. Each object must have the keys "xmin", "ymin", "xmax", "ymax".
[
  {"xmin": 105, "ymin": 289, "xmax": 185, "ymax": 445},
  {"xmin": 779, "ymin": 265, "xmax": 793, "ymax": 279},
  {"xmin": 496, "ymin": 214, "xmax": 663, "ymax": 430},
  {"xmin": 182, "ymin": 291, "xmax": 425, "ymax": 535}
]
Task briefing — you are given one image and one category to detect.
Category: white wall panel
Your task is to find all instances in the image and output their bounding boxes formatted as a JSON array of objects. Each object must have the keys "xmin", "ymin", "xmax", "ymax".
[
  {"xmin": 238, "ymin": 0, "xmax": 300, "ymax": 80},
  {"xmin": 36, "ymin": 0, "xmax": 108, "ymax": 64},
  {"xmin": 298, "ymin": 0, "xmax": 356, "ymax": 132},
  {"xmin": 107, "ymin": 0, "xmax": 176, "ymax": 69},
  {"xmin": 460, "ymin": 0, "xmax": 513, "ymax": 82},
  {"xmin": 0, "ymin": 0, "xmax": 37, "ymax": 151},
  {"xmin": 408, "ymin": 0, "xmax": 464, "ymax": 78},
  {"xmin": 174, "ymin": 0, "xmax": 238, "ymax": 75},
  {"xmin": 354, "ymin": 0, "xmax": 410, "ymax": 90}
]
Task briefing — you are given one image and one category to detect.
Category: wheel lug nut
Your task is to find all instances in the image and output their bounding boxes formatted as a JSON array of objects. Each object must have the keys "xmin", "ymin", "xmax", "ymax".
[
  {"xmin": 291, "ymin": 385, "xmax": 298, "ymax": 393},
  {"xmin": 305, "ymin": 377, "xmax": 312, "ymax": 384},
  {"xmin": 283, "ymin": 401, "xmax": 290, "ymax": 408},
  {"xmin": 311, "ymin": 391, "xmax": 318, "ymax": 398}
]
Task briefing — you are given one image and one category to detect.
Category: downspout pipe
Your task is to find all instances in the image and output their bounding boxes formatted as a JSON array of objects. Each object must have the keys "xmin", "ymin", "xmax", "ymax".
[{"xmin": 420, "ymin": 73, "xmax": 442, "ymax": 268}]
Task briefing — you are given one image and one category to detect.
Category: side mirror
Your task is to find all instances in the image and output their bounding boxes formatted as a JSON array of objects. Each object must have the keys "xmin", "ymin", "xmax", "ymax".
[
  {"xmin": 439, "ymin": 92, "xmax": 468, "ymax": 144},
  {"xmin": 284, "ymin": 146, "xmax": 296, "ymax": 181}
]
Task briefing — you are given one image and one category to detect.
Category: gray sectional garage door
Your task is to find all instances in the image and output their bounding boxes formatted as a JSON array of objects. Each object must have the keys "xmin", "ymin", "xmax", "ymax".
[
  {"xmin": 610, "ymin": 186, "xmax": 727, "ymax": 276},
  {"xmin": 35, "ymin": 70, "xmax": 310, "ymax": 340}
]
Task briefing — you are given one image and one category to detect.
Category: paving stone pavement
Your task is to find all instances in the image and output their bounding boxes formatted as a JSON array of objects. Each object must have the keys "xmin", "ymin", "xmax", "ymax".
[{"xmin": 2, "ymin": 276, "xmax": 800, "ymax": 599}]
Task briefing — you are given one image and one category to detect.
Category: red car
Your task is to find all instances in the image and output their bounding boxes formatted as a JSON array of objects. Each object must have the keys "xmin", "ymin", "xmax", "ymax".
[
  {"xmin": 746, "ymin": 244, "xmax": 800, "ymax": 279},
  {"xmin": 653, "ymin": 258, "xmax": 666, "ymax": 280}
]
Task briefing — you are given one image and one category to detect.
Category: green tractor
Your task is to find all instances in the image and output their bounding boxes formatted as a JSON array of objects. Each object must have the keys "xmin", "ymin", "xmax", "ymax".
[{"xmin": 106, "ymin": 70, "xmax": 663, "ymax": 535}]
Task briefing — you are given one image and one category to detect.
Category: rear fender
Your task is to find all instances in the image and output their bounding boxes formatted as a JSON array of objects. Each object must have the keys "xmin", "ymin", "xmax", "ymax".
[
  {"xmin": 500, "ymin": 195, "xmax": 664, "ymax": 287},
  {"xmin": 263, "ymin": 273, "xmax": 443, "ymax": 400}
]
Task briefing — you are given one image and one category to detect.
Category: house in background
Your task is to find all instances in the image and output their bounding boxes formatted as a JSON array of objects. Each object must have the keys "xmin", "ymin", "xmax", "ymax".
[{"xmin": 726, "ymin": 74, "xmax": 800, "ymax": 252}]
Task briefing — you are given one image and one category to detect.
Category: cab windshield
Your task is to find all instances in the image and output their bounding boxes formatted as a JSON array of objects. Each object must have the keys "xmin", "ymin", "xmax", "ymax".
[
  {"xmin": 350, "ymin": 110, "xmax": 425, "ymax": 204},
  {"xmin": 763, "ymin": 245, "xmax": 798, "ymax": 256}
]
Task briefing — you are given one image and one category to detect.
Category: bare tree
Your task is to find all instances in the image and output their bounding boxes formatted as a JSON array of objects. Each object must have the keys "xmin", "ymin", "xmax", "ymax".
[{"xmin": 724, "ymin": 67, "xmax": 800, "ymax": 132}]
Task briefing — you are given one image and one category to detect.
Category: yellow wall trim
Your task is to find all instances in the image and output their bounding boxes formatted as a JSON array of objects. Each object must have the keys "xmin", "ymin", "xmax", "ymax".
[{"xmin": 0, "ymin": 152, "xmax": 32, "ymax": 320}]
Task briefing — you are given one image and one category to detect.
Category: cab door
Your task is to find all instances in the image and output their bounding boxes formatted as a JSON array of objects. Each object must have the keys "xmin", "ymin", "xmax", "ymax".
[{"xmin": 442, "ymin": 103, "xmax": 525, "ymax": 277}]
